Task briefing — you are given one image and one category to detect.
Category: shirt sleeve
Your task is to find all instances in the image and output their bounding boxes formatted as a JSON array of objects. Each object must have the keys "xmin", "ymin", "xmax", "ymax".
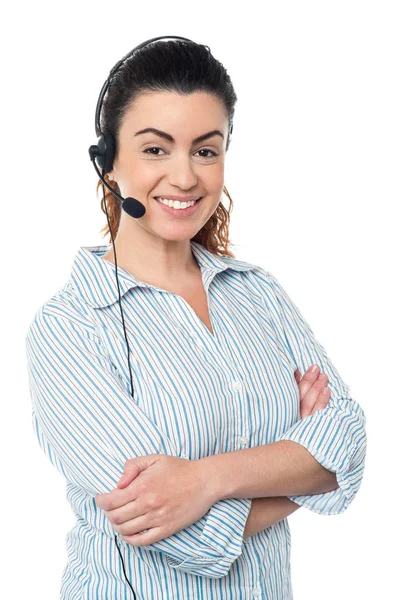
[
  {"xmin": 25, "ymin": 305, "xmax": 251, "ymax": 579},
  {"xmin": 255, "ymin": 269, "xmax": 367, "ymax": 516}
]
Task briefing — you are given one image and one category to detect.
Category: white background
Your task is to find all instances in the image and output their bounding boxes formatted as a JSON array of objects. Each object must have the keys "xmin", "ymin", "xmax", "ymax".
[{"xmin": 2, "ymin": 0, "xmax": 397, "ymax": 598}]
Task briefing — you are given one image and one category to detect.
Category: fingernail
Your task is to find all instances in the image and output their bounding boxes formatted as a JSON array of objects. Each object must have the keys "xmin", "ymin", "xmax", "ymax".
[{"xmin": 310, "ymin": 365, "xmax": 319, "ymax": 373}]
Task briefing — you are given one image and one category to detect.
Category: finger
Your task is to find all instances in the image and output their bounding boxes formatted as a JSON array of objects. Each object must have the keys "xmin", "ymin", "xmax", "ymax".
[
  {"xmin": 107, "ymin": 503, "xmax": 152, "ymax": 539},
  {"xmin": 117, "ymin": 460, "xmax": 140, "ymax": 489},
  {"xmin": 121, "ymin": 526, "xmax": 165, "ymax": 547},
  {"xmin": 300, "ymin": 372, "xmax": 329, "ymax": 418},
  {"xmin": 106, "ymin": 498, "xmax": 141, "ymax": 527},
  {"xmin": 311, "ymin": 386, "xmax": 331, "ymax": 414},
  {"xmin": 117, "ymin": 512, "xmax": 152, "ymax": 536},
  {"xmin": 96, "ymin": 482, "xmax": 138, "ymax": 511},
  {"xmin": 298, "ymin": 365, "xmax": 323, "ymax": 418},
  {"xmin": 298, "ymin": 365, "xmax": 321, "ymax": 398},
  {"xmin": 294, "ymin": 369, "xmax": 301, "ymax": 384}
]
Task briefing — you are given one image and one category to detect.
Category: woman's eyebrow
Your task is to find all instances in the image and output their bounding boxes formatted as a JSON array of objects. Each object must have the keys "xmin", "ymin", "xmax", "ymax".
[{"xmin": 134, "ymin": 128, "xmax": 224, "ymax": 144}]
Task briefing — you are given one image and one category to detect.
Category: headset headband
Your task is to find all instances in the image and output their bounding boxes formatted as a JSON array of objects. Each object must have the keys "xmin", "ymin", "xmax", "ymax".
[{"xmin": 94, "ymin": 35, "xmax": 194, "ymax": 138}]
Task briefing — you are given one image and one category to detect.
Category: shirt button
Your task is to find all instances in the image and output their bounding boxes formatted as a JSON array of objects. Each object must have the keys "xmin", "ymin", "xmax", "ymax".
[
  {"xmin": 239, "ymin": 436, "xmax": 248, "ymax": 447},
  {"xmin": 252, "ymin": 585, "xmax": 261, "ymax": 597},
  {"xmin": 231, "ymin": 381, "xmax": 242, "ymax": 391}
]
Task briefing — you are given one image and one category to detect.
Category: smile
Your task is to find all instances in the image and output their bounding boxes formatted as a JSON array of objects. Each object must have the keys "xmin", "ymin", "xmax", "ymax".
[{"xmin": 153, "ymin": 196, "xmax": 203, "ymax": 217}]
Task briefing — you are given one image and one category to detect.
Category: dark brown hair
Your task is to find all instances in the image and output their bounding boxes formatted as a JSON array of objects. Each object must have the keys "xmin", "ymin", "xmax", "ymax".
[{"xmin": 97, "ymin": 39, "xmax": 238, "ymax": 258}]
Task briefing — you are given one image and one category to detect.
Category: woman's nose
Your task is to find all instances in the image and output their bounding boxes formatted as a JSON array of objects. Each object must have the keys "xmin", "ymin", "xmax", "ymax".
[{"xmin": 167, "ymin": 155, "xmax": 198, "ymax": 189}]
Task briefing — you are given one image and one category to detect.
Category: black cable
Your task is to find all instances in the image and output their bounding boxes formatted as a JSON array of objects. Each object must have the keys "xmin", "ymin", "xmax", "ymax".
[
  {"xmin": 101, "ymin": 171, "xmax": 137, "ymax": 599},
  {"xmin": 114, "ymin": 533, "xmax": 137, "ymax": 598}
]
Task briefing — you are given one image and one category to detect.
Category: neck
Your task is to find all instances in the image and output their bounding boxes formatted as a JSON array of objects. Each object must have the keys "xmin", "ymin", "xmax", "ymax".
[{"xmin": 101, "ymin": 223, "xmax": 200, "ymax": 288}]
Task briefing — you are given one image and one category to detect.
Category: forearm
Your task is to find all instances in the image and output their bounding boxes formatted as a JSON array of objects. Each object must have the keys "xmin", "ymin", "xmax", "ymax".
[
  {"xmin": 243, "ymin": 496, "xmax": 300, "ymax": 538},
  {"xmin": 201, "ymin": 440, "xmax": 339, "ymax": 501}
]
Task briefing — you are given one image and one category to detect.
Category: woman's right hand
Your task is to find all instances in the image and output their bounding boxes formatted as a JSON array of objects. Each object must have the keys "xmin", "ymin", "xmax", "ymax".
[{"xmin": 294, "ymin": 365, "xmax": 331, "ymax": 419}]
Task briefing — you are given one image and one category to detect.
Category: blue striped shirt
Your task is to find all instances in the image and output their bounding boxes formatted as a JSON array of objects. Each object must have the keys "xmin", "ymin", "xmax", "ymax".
[{"xmin": 25, "ymin": 240, "xmax": 367, "ymax": 599}]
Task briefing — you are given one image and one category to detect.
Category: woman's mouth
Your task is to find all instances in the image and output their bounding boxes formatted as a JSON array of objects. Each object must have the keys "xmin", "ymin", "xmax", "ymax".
[{"xmin": 153, "ymin": 196, "xmax": 203, "ymax": 217}]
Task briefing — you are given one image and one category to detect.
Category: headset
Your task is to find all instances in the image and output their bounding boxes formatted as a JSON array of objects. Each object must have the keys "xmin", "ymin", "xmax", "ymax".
[{"xmin": 88, "ymin": 35, "xmax": 233, "ymax": 597}]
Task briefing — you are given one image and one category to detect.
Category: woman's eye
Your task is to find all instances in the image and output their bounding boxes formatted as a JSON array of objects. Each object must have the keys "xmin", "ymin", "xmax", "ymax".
[
  {"xmin": 143, "ymin": 147, "xmax": 218, "ymax": 158},
  {"xmin": 143, "ymin": 147, "xmax": 165, "ymax": 156},
  {"xmin": 196, "ymin": 148, "xmax": 218, "ymax": 158}
]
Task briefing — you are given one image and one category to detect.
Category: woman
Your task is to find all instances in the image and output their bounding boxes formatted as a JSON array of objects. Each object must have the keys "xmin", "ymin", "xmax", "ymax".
[{"xmin": 25, "ymin": 37, "xmax": 367, "ymax": 600}]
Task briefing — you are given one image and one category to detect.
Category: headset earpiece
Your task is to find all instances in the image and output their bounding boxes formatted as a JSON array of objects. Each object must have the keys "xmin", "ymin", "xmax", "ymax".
[{"xmin": 93, "ymin": 131, "xmax": 116, "ymax": 173}]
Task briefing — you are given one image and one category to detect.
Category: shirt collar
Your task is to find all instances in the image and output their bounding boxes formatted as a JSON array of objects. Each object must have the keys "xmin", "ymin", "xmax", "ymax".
[{"xmin": 69, "ymin": 240, "xmax": 258, "ymax": 308}]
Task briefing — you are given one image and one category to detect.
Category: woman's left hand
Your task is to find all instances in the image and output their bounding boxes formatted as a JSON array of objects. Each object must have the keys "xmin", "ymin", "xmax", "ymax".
[{"xmin": 95, "ymin": 454, "xmax": 215, "ymax": 547}]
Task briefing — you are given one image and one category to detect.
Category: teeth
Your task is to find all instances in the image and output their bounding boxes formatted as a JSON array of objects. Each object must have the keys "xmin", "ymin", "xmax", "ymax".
[{"xmin": 156, "ymin": 197, "xmax": 199, "ymax": 209}]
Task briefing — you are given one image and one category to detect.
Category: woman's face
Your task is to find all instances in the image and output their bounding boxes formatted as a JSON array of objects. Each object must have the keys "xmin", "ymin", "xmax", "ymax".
[{"xmin": 109, "ymin": 91, "xmax": 229, "ymax": 242}]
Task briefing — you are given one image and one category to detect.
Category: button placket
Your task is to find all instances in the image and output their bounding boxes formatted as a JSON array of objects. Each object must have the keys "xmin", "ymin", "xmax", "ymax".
[
  {"xmin": 239, "ymin": 436, "xmax": 248, "ymax": 448},
  {"xmin": 231, "ymin": 379, "xmax": 249, "ymax": 450},
  {"xmin": 231, "ymin": 380, "xmax": 242, "ymax": 392}
]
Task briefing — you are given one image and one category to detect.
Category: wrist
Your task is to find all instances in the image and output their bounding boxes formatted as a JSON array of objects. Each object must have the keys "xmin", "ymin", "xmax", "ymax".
[
  {"xmin": 195, "ymin": 454, "xmax": 229, "ymax": 503},
  {"xmin": 244, "ymin": 496, "xmax": 300, "ymax": 539}
]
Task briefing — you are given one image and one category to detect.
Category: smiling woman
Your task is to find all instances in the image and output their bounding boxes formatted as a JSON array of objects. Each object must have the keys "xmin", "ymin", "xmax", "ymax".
[
  {"xmin": 102, "ymin": 87, "xmax": 231, "ymax": 251},
  {"xmin": 97, "ymin": 88, "xmax": 232, "ymax": 285},
  {"xmin": 95, "ymin": 40, "xmax": 238, "ymax": 286},
  {"xmin": 25, "ymin": 34, "xmax": 367, "ymax": 600}
]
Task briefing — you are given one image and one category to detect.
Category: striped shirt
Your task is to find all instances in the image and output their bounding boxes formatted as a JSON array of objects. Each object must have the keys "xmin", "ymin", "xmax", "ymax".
[{"xmin": 25, "ymin": 240, "xmax": 367, "ymax": 600}]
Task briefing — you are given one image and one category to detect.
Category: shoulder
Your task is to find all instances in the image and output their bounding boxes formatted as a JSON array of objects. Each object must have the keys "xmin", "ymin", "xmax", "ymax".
[
  {"xmin": 213, "ymin": 252, "xmax": 286, "ymax": 297},
  {"xmin": 216, "ymin": 253, "xmax": 272, "ymax": 280},
  {"xmin": 25, "ymin": 284, "xmax": 99, "ymax": 344},
  {"xmin": 224, "ymin": 255, "xmax": 278, "ymax": 289}
]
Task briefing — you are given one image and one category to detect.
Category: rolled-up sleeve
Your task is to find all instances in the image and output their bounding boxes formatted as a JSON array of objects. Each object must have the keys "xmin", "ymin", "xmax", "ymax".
[
  {"xmin": 25, "ymin": 306, "xmax": 251, "ymax": 578},
  {"xmin": 257, "ymin": 270, "xmax": 367, "ymax": 516}
]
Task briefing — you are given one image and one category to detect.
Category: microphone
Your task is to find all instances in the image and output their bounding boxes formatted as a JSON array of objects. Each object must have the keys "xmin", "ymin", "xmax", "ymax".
[{"xmin": 88, "ymin": 145, "xmax": 146, "ymax": 219}]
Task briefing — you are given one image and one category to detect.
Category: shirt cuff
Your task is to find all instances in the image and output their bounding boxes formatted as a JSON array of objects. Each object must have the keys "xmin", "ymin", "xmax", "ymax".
[
  {"xmin": 277, "ymin": 398, "xmax": 367, "ymax": 515},
  {"xmin": 164, "ymin": 497, "xmax": 252, "ymax": 578}
]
